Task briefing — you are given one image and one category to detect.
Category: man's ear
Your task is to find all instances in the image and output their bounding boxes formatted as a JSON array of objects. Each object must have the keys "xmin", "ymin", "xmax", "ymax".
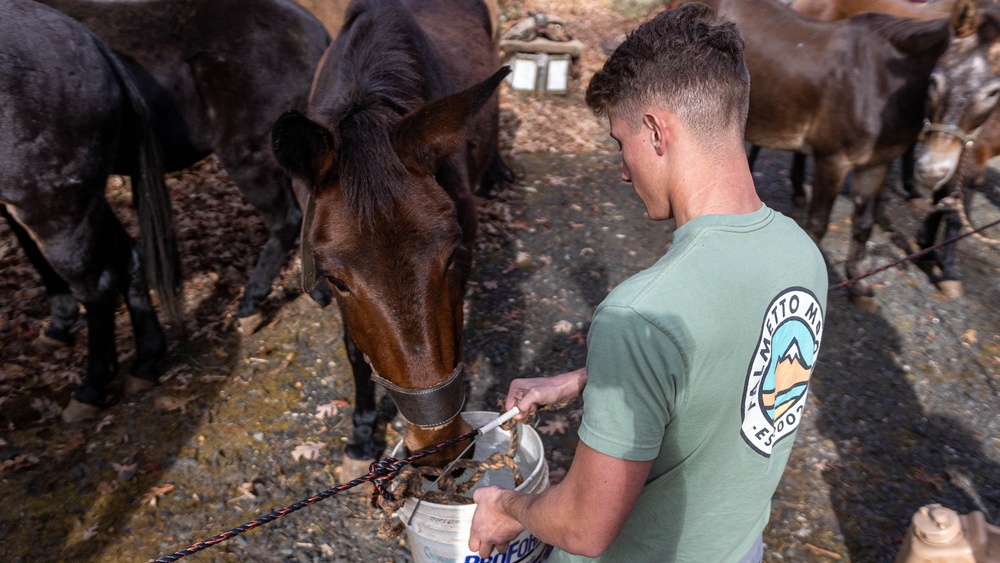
[{"xmin": 643, "ymin": 113, "xmax": 667, "ymax": 156}]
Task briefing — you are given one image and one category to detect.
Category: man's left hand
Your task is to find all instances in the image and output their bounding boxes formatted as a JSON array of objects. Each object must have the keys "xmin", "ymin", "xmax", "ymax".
[{"xmin": 469, "ymin": 486, "xmax": 525, "ymax": 559}]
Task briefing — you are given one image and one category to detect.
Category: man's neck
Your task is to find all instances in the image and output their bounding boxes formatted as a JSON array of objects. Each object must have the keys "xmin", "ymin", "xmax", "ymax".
[{"xmin": 668, "ymin": 139, "xmax": 762, "ymax": 228}]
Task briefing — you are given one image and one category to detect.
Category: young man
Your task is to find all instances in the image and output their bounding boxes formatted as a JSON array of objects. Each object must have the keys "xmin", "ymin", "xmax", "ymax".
[{"xmin": 468, "ymin": 3, "xmax": 829, "ymax": 562}]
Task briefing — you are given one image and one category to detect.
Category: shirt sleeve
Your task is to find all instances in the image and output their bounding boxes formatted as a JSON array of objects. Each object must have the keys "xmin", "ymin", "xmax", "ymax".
[{"xmin": 578, "ymin": 304, "xmax": 686, "ymax": 461}]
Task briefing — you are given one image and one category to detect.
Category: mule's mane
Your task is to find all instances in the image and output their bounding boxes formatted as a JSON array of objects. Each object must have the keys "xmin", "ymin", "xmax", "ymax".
[
  {"xmin": 852, "ymin": 12, "xmax": 952, "ymax": 54},
  {"xmin": 322, "ymin": 0, "xmax": 431, "ymax": 224}
]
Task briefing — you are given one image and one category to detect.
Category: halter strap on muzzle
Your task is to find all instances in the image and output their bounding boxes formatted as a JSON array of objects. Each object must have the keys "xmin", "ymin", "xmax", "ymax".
[
  {"xmin": 921, "ymin": 119, "xmax": 977, "ymax": 148},
  {"xmin": 371, "ymin": 363, "xmax": 466, "ymax": 429}
]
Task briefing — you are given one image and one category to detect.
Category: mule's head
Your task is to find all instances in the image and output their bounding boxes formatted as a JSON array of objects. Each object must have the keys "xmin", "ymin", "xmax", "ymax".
[
  {"xmin": 917, "ymin": 0, "xmax": 1000, "ymax": 190},
  {"xmin": 272, "ymin": 67, "xmax": 509, "ymax": 467}
]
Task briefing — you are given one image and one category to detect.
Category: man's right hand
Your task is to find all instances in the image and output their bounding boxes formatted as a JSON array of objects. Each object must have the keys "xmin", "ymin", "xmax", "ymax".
[{"xmin": 506, "ymin": 368, "xmax": 587, "ymax": 421}]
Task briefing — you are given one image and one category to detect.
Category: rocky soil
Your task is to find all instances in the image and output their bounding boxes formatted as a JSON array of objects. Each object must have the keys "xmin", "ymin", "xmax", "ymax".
[{"xmin": 2, "ymin": 1, "xmax": 999, "ymax": 562}]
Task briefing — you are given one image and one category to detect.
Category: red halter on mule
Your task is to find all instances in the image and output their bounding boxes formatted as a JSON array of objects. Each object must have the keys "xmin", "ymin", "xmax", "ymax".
[{"xmin": 272, "ymin": 0, "xmax": 509, "ymax": 468}]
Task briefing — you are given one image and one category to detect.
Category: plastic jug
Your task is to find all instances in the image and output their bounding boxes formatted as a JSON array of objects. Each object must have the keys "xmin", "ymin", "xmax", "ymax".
[{"xmin": 895, "ymin": 504, "xmax": 1000, "ymax": 562}]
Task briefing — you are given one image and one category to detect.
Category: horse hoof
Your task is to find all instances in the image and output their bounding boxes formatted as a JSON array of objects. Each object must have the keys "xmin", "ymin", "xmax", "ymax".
[
  {"xmin": 124, "ymin": 375, "xmax": 156, "ymax": 396},
  {"xmin": 337, "ymin": 456, "xmax": 376, "ymax": 493},
  {"xmin": 850, "ymin": 294, "xmax": 879, "ymax": 314},
  {"xmin": 908, "ymin": 198, "xmax": 929, "ymax": 214},
  {"xmin": 937, "ymin": 280, "xmax": 964, "ymax": 298},
  {"xmin": 33, "ymin": 331, "xmax": 69, "ymax": 352},
  {"xmin": 237, "ymin": 313, "xmax": 264, "ymax": 335},
  {"xmin": 61, "ymin": 398, "xmax": 101, "ymax": 423}
]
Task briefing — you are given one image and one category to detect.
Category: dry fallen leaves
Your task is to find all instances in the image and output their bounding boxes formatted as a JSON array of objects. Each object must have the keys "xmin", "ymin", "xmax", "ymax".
[
  {"xmin": 552, "ymin": 320, "xmax": 574, "ymax": 334},
  {"xmin": 0, "ymin": 454, "xmax": 39, "ymax": 473},
  {"xmin": 154, "ymin": 394, "xmax": 197, "ymax": 413},
  {"xmin": 804, "ymin": 543, "xmax": 842, "ymax": 560},
  {"xmin": 961, "ymin": 329, "xmax": 978, "ymax": 347},
  {"xmin": 112, "ymin": 462, "xmax": 138, "ymax": 481},
  {"xmin": 911, "ymin": 467, "xmax": 945, "ymax": 493},
  {"xmin": 537, "ymin": 416, "xmax": 571, "ymax": 436},
  {"xmin": 267, "ymin": 352, "xmax": 296, "ymax": 377},
  {"xmin": 94, "ymin": 415, "xmax": 114, "ymax": 433},
  {"xmin": 291, "ymin": 441, "xmax": 326, "ymax": 462},
  {"xmin": 314, "ymin": 399, "xmax": 349, "ymax": 420},
  {"xmin": 30, "ymin": 397, "xmax": 62, "ymax": 421},
  {"xmin": 141, "ymin": 483, "xmax": 176, "ymax": 507},
  {"xmin": 227, "ymin": 481, "xmax": 259, "ymax": 504}
]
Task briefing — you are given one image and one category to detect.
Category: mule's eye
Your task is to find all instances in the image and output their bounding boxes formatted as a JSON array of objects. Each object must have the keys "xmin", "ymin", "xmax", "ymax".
[
  {"xmin": 326, "ymin": 275, "xmax": 349, "ymax": 293},
  {"xmin": 445, "ymin": 242, "xmax": 463, "ymax": 270}
]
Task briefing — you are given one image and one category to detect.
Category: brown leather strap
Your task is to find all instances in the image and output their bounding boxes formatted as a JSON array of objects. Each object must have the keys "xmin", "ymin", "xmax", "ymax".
[{"xmin": 371, "ymin": 363, "xmax": 466, "ymax": 428}]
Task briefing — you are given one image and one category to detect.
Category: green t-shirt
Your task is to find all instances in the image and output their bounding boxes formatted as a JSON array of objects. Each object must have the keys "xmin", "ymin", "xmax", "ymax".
[{"xmin": 550, "ymin": 205, "xmax": 827, "ymax": 563}]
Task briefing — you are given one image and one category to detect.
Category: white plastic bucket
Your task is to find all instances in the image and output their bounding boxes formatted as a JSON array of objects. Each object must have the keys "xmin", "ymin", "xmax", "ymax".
[{"xmin": 392, "ymin": 411, "xmax": 552, "ymax": 563}]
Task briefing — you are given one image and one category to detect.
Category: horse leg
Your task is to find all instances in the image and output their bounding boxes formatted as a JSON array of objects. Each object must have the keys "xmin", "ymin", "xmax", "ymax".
[
  {"xmin": 475, "ymin": 152, "xmax": 514, "ymax": 199},
  {"xmin": 791, "ymin": 152, "xmax": 808, "ymax": 207},
  {"xmin": 0, "ymin": 206, "xmax": 80, "ymax": 346},
  {"xmin": 121, "ymin": 242, "xmax": 169, "ymax": 394},
  {"xmin": 52, "ymin": 206, "xmax": 139, "ymax": 421},
  {"xmin": 901, "ymin": 144, "xmax": 921, "ymax": 201},
  {"xmin": 915, "ymin": 166, "xmax": 953, "ymax": 279},
  {"xmin": 844, "ymin": 164, "xmax": 892, "ymax": 312},
  {"xmin": 222, "ymin": 165, "xmax": 307, "ymax": 333},
  {"xmin": 61, "ymin": 295, "xmax": 119, "ymax": 421},
  {"xmin": 805, "ymin": 156, "xmax": 850, "ymax": 243},
  {"xmin": 934, "ymin": 174, "xmax": 979, "ymax": 298},
  {"xmin": 343, "ymin": 321, "xmax": 382, "ymax": 460}
]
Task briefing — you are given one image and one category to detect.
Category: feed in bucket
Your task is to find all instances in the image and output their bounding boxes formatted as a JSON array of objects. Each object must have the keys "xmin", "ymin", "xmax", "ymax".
[{"xmin": 392, "ymin": 411, "xmax": 553, "ymax": 563}]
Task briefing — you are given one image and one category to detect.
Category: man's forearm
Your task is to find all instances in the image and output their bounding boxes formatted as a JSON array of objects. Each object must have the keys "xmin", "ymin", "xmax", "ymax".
[{"xmin": 498, "ymin": 472, "xmax": 614, "ymax": 557}]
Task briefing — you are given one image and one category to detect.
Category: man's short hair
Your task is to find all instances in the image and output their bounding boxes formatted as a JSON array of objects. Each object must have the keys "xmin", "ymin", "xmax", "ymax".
[{"xmin": 586, "ymin": 2, "xmax": 750, "ymax": 145}]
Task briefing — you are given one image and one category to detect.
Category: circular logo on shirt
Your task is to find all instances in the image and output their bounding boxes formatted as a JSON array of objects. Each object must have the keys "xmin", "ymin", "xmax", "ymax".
[{"xmin": 740, "ymin": 287, "xmax": 824, "ymax": 457}]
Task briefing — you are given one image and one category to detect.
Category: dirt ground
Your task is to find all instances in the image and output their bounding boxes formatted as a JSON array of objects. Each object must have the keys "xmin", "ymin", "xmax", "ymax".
[{"xmin": 2, "ymin": 1, "xmax": 1000, "ymax": 562}]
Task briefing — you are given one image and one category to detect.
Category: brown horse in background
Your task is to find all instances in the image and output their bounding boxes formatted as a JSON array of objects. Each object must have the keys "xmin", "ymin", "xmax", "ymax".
[
  {"xmin": 675, "ymin": 0, "xmax": 1000, "ymax": 311},
  {"xmin": 272, "ymin": 0, "xmax": 508, "ymax": 467},
  {"xmin": 752, "ymin": 0, "xmax": 955, "ymax": 202},
  {"xmin": 790, "ymin": 0, "xmax": 953, "ymax": 21},
  {"xmin": 780, "ymin": 0, "xmax": 1000, "ymax": 298}
]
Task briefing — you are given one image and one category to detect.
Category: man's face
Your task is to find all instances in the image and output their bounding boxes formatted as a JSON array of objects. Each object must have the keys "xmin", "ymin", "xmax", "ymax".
[{"xmin": 609, "ymin": 114, "xmax": 669, "ymax": 220}]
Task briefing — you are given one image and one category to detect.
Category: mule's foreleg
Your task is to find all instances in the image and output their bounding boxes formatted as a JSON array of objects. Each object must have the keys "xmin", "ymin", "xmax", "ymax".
[
  {"xmin": 805, "ymin": 156, "xmax": 850, "ymax": 242},
  {"xmin": 934, "ymin": 174, "xmax": 979, "ymax": 297},
  {"xmin": 901, "ymin": 144, "xmax": 920, "ymax": 201},
  {"xmin": 343, "ymin": 321, "xmax": 383, "ymax": 460},
  {"xmin": 845, "ymin": 164, "xmax": 892, "ymax": 311},
  {"xmin": 791, "ymin": 152, "xmax": 808, "ymax": 207},
  {"xmin": 227, "ymin": 171, "xmax": 304, "ymax": 327}
]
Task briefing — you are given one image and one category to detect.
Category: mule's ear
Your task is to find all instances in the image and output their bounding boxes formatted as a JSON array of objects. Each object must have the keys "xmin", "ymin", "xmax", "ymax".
[
  {"xmin": 952, "ymin": 0, "xmax": 978, "ymax": 39},
  {"xmin": 392, "ymin": 66, "xmax": 512, "ymax": 174},
  {"xmin": 977, "ymin": 8, "xmax": 1000, "ymax": 44},
  {"xmin": 272, "ymin": 110, "xmax": 337, "ymax": 187}
]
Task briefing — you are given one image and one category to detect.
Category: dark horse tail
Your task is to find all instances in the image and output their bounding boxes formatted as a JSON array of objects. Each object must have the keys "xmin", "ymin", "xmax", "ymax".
[{"xmin": 95, "ymin": 40, "xmax": 182, "ymax": 322}]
